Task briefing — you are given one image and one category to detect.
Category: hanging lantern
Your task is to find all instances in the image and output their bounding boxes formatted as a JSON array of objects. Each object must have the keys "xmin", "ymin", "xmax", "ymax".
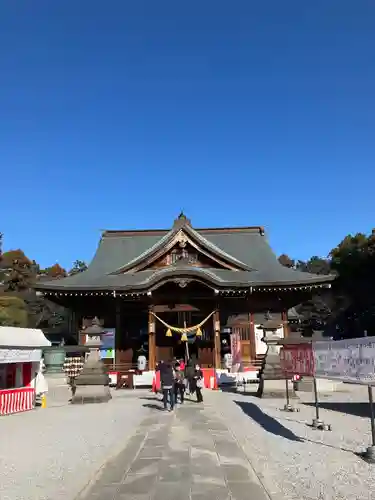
[
  {"xmin": 166, "ymin": 328, "xmax": 172, "ymax": 337},
  {"xmin": 196, "ymin": 327, "xmax": 202, "ymax": 337},
  {"xmin": 181, "ymin": 332, "xmax": 188, "ymax": 342}
]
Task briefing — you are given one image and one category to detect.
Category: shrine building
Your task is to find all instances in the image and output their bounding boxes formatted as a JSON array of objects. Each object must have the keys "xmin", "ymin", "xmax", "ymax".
[{"xmin": 35, "ymin": 214, "xmax": 334, "ymax": 370}]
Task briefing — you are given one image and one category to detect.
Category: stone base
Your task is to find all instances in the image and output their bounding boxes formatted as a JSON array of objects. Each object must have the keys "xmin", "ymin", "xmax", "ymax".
[
  {"xmin": 45, "ymin": 372, "xmax": 68, "ymax": 388},
  {"xmin": 295, "ymin": 377, "xmax": 343, "ymax": 393},
  {"xmin": 257, "ymin": 378, "xmax": 298, "ymax": 399},
  {"xmin": 71, "ymin": 384, "xmax": 112, "ymax": 404},
  {"xmin": 361, "ymin": 445, "xmax": 375, "ymax": 464}
]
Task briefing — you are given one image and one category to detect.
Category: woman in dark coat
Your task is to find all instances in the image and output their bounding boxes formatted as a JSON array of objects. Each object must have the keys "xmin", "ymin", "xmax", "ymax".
[
  {"xmin": 193, "ymin": 364, "xmax": 204, "ymax": 403},
  {"xmin": 157, "ymin": 361, "xmax": 175, "ymax": 411},
  {"xmin": 185, "ymin": 359, "xmax": 195, "ymax": 395}
]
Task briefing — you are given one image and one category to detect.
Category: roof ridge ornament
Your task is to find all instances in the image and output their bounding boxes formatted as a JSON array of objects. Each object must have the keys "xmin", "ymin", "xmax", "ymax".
[{"xmin": 173, "ymin": 212, "xmax": 191, "ymax": 229}]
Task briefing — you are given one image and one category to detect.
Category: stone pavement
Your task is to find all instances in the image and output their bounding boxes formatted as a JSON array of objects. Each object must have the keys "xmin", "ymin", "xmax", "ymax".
[
  {"xmin": 0, "ymin": 388, "xmax": 151, "ymax": 500},
  {"xmin": 82, "ymin": 396, "xmax": 270, "ymax": 500}
]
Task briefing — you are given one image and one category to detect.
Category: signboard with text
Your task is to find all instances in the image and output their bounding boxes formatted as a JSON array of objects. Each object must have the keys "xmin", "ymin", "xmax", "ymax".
[
  {"xmin": 100, "ymin": 329, "xmax": 115, "ymax": 360},
  {"xmin": 280, "ymin": 337, "xmax": 375, "ymax": 385},
  {"xmin": 280, "ymin": 344, "xmax": 315, "ymax": 377},
  {"xmin": 0, "ymin": 348, "xmax": 42, "ymax": 364},
  {"xmin": 314, "ymin": 337, "xmax": 375, "ymax": 385}
]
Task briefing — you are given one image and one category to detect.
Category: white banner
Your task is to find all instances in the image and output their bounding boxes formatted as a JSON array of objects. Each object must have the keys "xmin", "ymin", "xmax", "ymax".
[
  {"xmin": 314, "ymin": 337, "xmax": 375, "ymax": 385},
  {"xmin": 0, "ymin": 348, "xmax": 42, "ymax": 364},
  {"xmin": 230, "ymin": 330, "xmax": 242, "ymax": 373}
]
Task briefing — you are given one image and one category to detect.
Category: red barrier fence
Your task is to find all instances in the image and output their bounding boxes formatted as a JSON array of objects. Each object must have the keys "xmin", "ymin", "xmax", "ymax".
[
  {"xmin": 152, "ymin": 368, "xmax": 217, "ymax": 392},
  {"xmin": 152, "ymin": 371, "xmax": 161, "ymax": 393},
  {"xmin": 0, "ymin": 388, "xmax": 35, "ymax": 416},
  {"xmin": 280, "ymin": 344, "xmax": 315, "ymax": 377},
  {"xmin": 202, "ymin": 368, "xmax": 217, "ymax": 389}
]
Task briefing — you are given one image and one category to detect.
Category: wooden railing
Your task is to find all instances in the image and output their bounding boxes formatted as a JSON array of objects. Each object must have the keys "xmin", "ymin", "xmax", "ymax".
[
  {"xmin": 241, "ymin": 356, "xmax": 264, "ymax": 370},
  {"xmin": 105, "ymin": 362, "xmax": 137, "ymax": 372}
]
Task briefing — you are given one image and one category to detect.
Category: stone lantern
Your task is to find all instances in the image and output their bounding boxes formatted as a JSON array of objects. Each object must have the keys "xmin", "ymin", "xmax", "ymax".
[
  {"xmin": 256, "ymin": 314, "xmax": 292, "ymax": 398},
  {"xmin": 71, "ymin": 317, "xmax": 112, "ymax": 404}
]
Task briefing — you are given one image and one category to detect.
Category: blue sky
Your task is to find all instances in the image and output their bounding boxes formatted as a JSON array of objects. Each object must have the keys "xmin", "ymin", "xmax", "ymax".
[{"xmin": 1, "ymin": 1, "xmax": 374, "ymax": 269}]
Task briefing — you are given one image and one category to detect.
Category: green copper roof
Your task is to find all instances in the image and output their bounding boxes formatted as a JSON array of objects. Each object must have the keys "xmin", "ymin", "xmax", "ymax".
[{"xmin": 35, "ymin": 218, "xmax": 335, "ymax": 292}]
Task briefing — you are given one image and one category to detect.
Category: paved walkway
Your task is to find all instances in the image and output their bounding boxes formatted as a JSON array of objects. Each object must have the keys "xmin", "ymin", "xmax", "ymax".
[
  {"xmin": 82, "ymin": 396, "xmax": 269, "ymax": 500},
  {"xmin": 4, "ymin": 384, "xmax": 372, "ymax": 499},
  {"xmin": 0, "ymin": 388, "xmax": 151, "ymax": 500}
]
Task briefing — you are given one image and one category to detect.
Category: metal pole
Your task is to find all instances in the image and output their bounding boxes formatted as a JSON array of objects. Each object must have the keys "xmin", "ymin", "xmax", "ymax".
[
  {"xmin": 285, "ymin": 377, "xmax": 290, "ymax": 406},
  {"xmin": 281, "ymin": 375, "xmax": 292, "ymax": 411},
  {"xmin": 311, "ymin": 375, "xmax": 323, "ymax": 428},
  {"xmin": 369, "ymin": 385, "xmax": 375, "ymax": 447},
  {"xmin": 185, "ymin": 340, "xmax": 190, "ymax": 361},
  {"xmin": 363, "ymin": 385, "xmax": 375, "ymax": 462},
  {"xmin": 360, "ymin": 329, "xmax": 375, "ymax": 462},
  {"xmin": 313, "ymin": 377, "xmax": 319, "ymax": 421},
  {"xmin": 183, "ymin": 316, "xmax": 190, "ymax": 361},
  {"xmin": 281, "ymin": 375, "xmax": 299, "ymax": 412},
  {"xmin": 311, "ymin": 375, "xmax": 330, "ymax": 429}
]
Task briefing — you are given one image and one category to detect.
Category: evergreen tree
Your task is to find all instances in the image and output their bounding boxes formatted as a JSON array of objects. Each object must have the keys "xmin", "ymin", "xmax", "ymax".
[{"xmin": 69, "ymin": 260, "xmax": 88, "ymax": 275}]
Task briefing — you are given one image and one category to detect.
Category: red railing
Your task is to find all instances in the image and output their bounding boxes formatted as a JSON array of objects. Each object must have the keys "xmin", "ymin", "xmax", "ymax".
[{"xmin": 0, "ymin": 388, "xmax": 35, "ymax": 416}]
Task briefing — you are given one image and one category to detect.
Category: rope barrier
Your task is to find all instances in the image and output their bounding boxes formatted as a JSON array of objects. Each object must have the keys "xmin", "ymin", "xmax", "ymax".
[{"xmin": 150, "ymin": 309, "xmax": 216, "ymax": 340}]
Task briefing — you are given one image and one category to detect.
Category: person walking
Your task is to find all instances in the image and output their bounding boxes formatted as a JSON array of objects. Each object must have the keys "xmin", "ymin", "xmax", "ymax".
[
  {"xmin": 157, "ymin": 360, "xmax": 175, "ymax": 411},
  {"xmin": 174, "ymin": 363, "xmax": 185, "ymax": 404},
  {"xmin": 185, "ymin": 358, "xmax": 195, "ymax": 396},
  {"xmin": 63, "ymin": 352, "xmax": 84, "ymax": 401},
  {"xmin": 194, "ymin": 364, "xmax": 204, "ymax": 403}
]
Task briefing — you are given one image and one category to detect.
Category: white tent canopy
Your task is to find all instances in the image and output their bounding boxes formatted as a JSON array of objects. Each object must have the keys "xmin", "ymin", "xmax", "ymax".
[{"xmin": 0, "ymin": 327, "xmax": 51, "ymax": 348}]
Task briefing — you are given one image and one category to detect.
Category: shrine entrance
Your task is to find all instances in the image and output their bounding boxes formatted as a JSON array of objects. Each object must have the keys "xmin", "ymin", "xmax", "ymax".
[{"xmin": 152, "ymin": 306, "xmax": 214, "ymax": 364}]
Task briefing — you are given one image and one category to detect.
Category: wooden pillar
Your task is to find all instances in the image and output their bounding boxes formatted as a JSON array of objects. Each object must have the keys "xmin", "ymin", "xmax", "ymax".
[
  {"xmin": 213, "ymin": 308, "xmax": 221, "ymax": 369},
  {"xmin": 249, "ymin": 312, "xmax": 256, "ymax": 361},
  {"xmin": 68, "ymin": 309, "xmax": 74, "ymax": 334},
  {"xmin": 69, "ymin": 309, "xmax": 80, "ymax": 343},
  {"xmin": 148, "ymin": 307, "xmax": 156, "ymax": 370},
  {"xmin": 79, "ymin": 329, "xmax": 87, "ymax": 346},
  {"xmin": 282, "ymin": 310, "xmax": 289, "ymax": 338}
]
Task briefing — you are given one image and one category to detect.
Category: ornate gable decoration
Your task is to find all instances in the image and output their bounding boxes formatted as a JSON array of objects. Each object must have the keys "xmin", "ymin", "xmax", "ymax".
[
  {"xmin": 110, "ymin": 213, "xmax": 251, "ymax": 275},
  {"xmin": 129, "ymin": 229, "xmax": 240, "ymax": 272}
]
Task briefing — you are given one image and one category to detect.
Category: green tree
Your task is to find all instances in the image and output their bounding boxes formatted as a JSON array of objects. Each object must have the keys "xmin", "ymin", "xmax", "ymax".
[
  {"xmin": 0, "ymin": 307, "xmax": 11, "ymax": 325},
  {"xmin": 279, "ymin": 253, "xmax": 333, "ymax": 333},
  {"xmin": 69, "ymin": 260, "xmax": 88, "ymax": 275},
  {"xmin": 329, "ymin": 231, "xmax": 375, "ymax": 336},
  {"xmin": 0, "ymin": 237, "xmax": 70, "ymax": 330},
  {"xmin": 297, "ymin": 256, "xmax": 331, "ymax": 275},
  {"xmin": 278, "ymin": 254, "xmax": 295, "ymax": 268},
  {"xmin": 330, "ymin": 233, "xmax": 371, "ymax": 297},
  {"xmin": 0, "ymin": 295, "xmax": 28, "ymax": 327}
]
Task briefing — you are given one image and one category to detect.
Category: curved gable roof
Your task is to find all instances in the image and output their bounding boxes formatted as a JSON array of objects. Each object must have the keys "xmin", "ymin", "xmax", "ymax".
[
  {"xmin": 110, "ymin": 223, "xmax": 251, "ymax": 274},
  {"xmin": 35, "ymin": 217, "xmax": 335, "ymax": 291}
]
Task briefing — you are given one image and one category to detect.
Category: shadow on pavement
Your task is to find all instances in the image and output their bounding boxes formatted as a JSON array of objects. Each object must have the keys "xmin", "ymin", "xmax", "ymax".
[
  {"xmin": 220, "ymin": 386, "xmax": 258, "ymax": 396},
  {"xmin": 140, "ymin": 396, "xmax": 161, "ymax": 401},
  {"xmin": 142, "ymin": 403, "xmax": 165, "ymax": 411},
  {"xmin": 234, "ymin": 401, "xmax": 303, "ymax": 442},
  {"xmin": 303, "ymin": 402, "xmax": 370, "ymax": 418}
]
